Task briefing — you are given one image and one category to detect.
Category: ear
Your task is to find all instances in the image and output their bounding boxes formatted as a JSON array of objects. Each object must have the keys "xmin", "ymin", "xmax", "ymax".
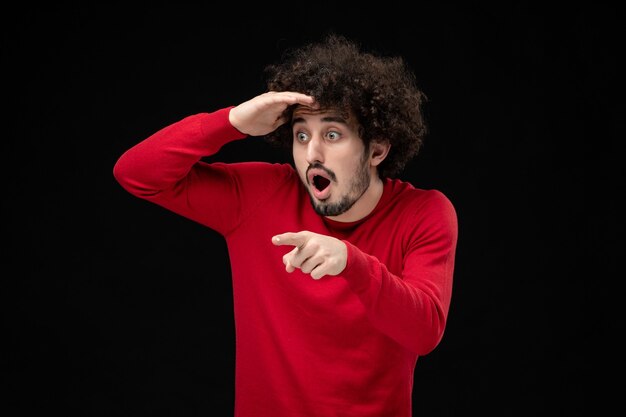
[{"xmin": 369, "ymin": 141, "xmax": 391, "ymax": 167}]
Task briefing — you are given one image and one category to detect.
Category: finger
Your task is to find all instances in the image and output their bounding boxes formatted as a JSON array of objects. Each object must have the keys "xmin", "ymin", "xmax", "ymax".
[
  {"xmin": 269, "ymin": 91, "xmax": 316, "ymax": 106},
  {"xmin": 282, "ymin": 247, "xmax": 299, "ymax": 266},
  {"xmin": 284, "ymin": 260, "xmax": 296, "ymax": 273},
  {"xmin": 292, "ymin": 94, "xmax": 316, "ymax": 107},
  {"xmin": 310, "ymin": 267, "xmax": 326, "ymax": 280},
  {"xmin": 299, "ymin": 254, "xmax": 321, "ymax": 275},
  {"xmin": 272, "ymin": 232, "xmax": 308, "ymax": 248},
  {"xmin": 283, "ymin": 246, "xmax": 312, "ymax": 272},
  {"xmin": 283, "ymin": 246, "xmax": 303, "ymax": 273}
]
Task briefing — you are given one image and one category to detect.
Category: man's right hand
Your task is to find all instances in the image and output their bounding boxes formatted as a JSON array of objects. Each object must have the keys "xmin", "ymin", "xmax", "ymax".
[{"xmin": 228, "ymin": 91, "xmax": 316, "ymax": 136}]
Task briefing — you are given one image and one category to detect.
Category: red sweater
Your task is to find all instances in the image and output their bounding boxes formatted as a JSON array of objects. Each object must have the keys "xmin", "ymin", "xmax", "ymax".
[{"xmin": 113, "ymin": 107, "xmax": 458, "ymax": 417}]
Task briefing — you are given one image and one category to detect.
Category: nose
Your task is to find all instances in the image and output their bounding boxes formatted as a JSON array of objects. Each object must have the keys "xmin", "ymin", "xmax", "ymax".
[{"xmin": 305, "ymin": 135, "xmax": 324, "ymax": 165}]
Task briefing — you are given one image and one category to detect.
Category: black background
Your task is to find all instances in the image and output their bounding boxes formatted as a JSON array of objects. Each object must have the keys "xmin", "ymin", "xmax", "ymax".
[{"xmin": 3, "ymin": 4, "xmax": 623, "ymax": 416}]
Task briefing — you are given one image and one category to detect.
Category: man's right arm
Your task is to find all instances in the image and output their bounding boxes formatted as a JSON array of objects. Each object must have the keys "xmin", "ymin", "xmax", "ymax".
[
  {"xmin": 113, "ymin": 106, "xmax": 256, "ymax": 235},
  {"xmin": 113, "ymin": 91, "xmax": 315, "ymax": 199},
  {"xmin": 112, "ymin": 92, "xmax": 314, "ymax": 234},
  {"xmin": 113, "ymin": 107, "xmax": 243, "ymax": 200}
]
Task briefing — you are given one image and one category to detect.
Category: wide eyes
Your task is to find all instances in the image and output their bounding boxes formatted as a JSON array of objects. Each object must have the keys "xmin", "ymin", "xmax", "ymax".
[
  {"xmin": 294, "ymin": 130, "xmax": 341, "ymax": 143},
  {"xmin": 326, "ymin": 131, "xmax": 340, "ymax": 141},
  {"xmin": 296, "ymin": 132, "xmax": 308, "ymax": 143}
]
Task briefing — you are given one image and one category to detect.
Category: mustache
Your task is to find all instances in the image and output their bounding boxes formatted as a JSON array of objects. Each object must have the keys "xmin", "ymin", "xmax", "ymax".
[{"xmin": 306, "ymin": 162, "xmax": 337, "ymax": 182}]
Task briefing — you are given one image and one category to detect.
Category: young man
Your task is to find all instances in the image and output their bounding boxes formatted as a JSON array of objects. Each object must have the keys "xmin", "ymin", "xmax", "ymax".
[{"xmin": 114, "ymin": 34, "xmax": 458, "ymax": 417}]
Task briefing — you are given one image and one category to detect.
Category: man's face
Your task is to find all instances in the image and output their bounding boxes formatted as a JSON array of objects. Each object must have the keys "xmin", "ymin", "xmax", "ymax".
[{"xmin": 291, "ymin": 106, "xmax": 374, "ymax": 219}]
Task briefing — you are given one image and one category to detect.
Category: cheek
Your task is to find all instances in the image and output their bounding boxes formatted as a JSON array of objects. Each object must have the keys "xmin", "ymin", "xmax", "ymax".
[
  {"xmin": 337, "ymin": 153, "xmax": 364, "ymax": 175},
  {"xmin": 292, "ymin": 147, "xmax": 308, "ymax": 177}
]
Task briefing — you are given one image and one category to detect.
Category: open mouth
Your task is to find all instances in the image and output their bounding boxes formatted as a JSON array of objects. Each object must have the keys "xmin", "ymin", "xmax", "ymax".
[
  {"xmin": 306, "ymin": 166, "xmax": 334, "ymax": 200},
  {"xmin": 313, "ymin": 175, "xmax": 331, "ymax": 192}
]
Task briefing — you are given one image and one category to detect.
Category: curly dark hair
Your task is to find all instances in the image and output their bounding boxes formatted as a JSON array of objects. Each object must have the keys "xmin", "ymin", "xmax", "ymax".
[{"xmin": 263, "ymin": 33, "xmax": 428, "ymax": 178}]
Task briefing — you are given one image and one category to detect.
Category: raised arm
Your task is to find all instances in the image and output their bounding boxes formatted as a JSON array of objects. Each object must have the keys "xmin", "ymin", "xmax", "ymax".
[
  {"xmin": 113, "ymin": 91, "xmax": 314, "ymax": 196},
  {"xmin": 112, "ymin": 92, "xmax": 315, "ymax": 234}
]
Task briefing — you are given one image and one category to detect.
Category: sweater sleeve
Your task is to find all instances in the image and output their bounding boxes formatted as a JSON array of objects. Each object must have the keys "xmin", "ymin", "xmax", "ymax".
[
  {"xmin": 341, "ymin": 191, "xmax": 458, "ymax": 355},
  {"xmin": 112, "ymin": 107, "xmax": 265, "ymax": 235}
]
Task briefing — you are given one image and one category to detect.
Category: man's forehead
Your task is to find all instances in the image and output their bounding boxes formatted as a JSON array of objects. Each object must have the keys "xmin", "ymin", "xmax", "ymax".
[{"xmin": 292, "ymin": 105, "xmax": 347, "ymax": 120}]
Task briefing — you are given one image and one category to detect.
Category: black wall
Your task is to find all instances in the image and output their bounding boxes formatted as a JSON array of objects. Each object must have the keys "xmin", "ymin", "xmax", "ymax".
[{"xmin": 4, "ymin": 4, "xmax": 623, "ymax": 416}]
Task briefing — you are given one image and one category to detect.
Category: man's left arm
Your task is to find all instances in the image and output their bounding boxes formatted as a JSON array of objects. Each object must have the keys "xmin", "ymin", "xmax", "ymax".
[
  {"xmin": 342, "ymin": 194, "xmax": 458, "ymax": 355},
  {"xmin": 273, "ymin": 193, "xmax": 458, "ymax": 355}
]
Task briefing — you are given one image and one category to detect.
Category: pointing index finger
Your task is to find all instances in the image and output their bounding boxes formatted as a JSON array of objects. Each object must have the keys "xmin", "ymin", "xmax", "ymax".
[{"xmin": 272, "ymin": 232, "xmax": 307, "ymax": 248}]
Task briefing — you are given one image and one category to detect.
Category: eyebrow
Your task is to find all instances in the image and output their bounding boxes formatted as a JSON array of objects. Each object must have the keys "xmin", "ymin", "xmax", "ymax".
[{"xmin": 291, "ymin": 115, "xmax": 348, "ymax": 126}]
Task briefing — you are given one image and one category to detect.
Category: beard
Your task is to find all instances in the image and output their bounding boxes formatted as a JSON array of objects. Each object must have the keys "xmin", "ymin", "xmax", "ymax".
[{"xmin": 307, "ymin": 155, "xmax": 371, "ymax": 217}]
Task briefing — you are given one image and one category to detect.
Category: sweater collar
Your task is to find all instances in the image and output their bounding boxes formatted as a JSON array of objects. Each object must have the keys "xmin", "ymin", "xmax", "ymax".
[{"xmin": 321, "ymin": 178, "xmax": 392, "ymax": 231}]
